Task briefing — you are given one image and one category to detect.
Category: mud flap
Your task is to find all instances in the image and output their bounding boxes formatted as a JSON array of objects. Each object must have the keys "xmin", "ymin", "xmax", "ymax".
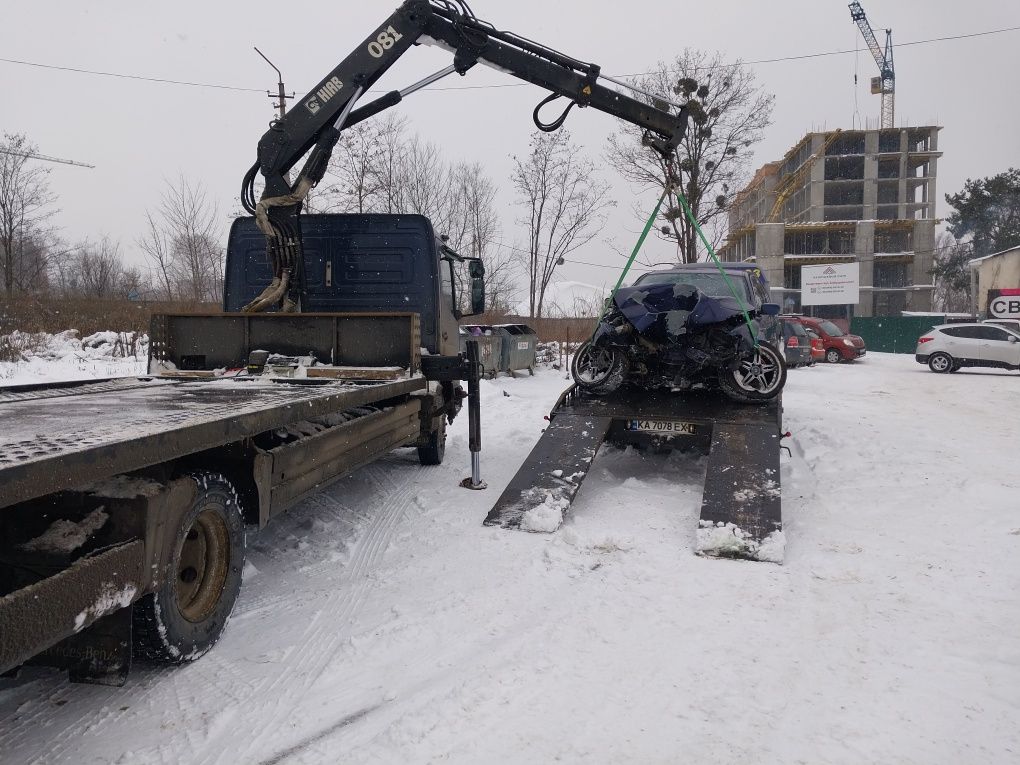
[
  {"xmin": 484, "ymin": 415, "xmax": 612, "ymax": 532},
  {"xmin": 28, "ymin": 607, "xmax": 134, "ymax": 686},
  {"xmin": 696, "ymin": 423, "xmax": 784, "ymax": 563}
]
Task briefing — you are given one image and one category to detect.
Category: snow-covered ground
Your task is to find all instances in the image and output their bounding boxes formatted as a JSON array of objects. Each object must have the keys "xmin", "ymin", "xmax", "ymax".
[
  {"xmin": 1, "ymin": 354, "xmax": 1019, "ymax": 764},
  {"xmin": 0, "ymin": 331, "xmax": 147, "ymax": 385}
]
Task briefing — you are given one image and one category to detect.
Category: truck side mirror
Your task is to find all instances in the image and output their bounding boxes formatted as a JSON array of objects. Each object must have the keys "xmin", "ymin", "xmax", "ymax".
[
  {"xmin": 471, "ymin": 278, "xmax": 485, "ymax": 315},
  {"xmin": 761, "ymin": 302, "xmax": 781, "ymax": 316},
  {"xmin": 468, "ymin": 259, "xmax": 485, "ymax": 315}
]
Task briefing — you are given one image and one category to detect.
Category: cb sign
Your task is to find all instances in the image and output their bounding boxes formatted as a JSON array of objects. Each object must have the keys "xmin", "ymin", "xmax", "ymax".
[{"xmin": 988, "ymin": 289, "xmax": 1020, "ymax": 319}]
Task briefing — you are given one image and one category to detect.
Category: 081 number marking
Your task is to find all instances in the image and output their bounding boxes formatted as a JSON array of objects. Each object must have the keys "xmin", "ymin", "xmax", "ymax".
[{"xmin": 367, "ymin": 26, "xmax": 403, "ymax": 57}]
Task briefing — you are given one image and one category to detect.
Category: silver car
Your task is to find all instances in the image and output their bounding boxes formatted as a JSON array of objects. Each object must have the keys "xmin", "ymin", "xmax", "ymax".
[{"xmin": 915, "ymin": 323, "xmax": 1020, "ymax": 373}]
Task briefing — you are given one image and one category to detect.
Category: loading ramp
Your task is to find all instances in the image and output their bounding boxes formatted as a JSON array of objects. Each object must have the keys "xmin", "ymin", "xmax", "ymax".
[{"xmin": 484, "ymin": 385, "xmax": 785, "ymax": 563}]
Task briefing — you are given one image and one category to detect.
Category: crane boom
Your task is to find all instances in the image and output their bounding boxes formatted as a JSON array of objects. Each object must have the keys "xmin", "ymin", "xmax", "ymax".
[
  {"xmin": 848, "ymin": 1, "xmax": 895, "ymax": 129},
  {"xmin": 240, "ymin": 0, "xmax": 689, "ymax": 312},
  {"xmin": 0, "ymin": 148, "xmax": 94, "ymax": 169}
]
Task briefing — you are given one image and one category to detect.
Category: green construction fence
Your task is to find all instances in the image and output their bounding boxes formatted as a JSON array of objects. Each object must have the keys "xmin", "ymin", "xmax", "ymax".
[{"xmin": 850, "ymin": 316, "xmax": 949, "ymax": 354}]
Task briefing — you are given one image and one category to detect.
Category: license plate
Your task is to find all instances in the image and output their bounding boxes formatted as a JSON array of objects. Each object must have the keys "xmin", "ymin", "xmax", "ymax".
[{"xmin": 627, "ymin": 420, "xmax": 697, "ymax": 435}]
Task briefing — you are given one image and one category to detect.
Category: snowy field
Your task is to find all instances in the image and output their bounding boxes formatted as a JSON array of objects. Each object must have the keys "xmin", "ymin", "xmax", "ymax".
[
  {"xmin": 1, "ymin": 352, "xmax": 1018, "ymax": 764},
  {"xmin": 0, "ymin": 331, "xmax": 147, "ymax": 385}
]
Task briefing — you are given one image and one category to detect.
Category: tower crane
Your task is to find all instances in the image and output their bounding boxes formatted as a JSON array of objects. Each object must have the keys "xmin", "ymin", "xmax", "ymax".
[
  {"xmin": 848, "ymin": 1, "xmax": 895, "ymax": 129},
  {"xmin": 0, "ymin": 148, "xmax": 94, "ymax": 168}
]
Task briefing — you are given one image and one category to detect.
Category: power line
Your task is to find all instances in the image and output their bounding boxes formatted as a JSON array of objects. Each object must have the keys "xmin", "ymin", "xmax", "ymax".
[
  {"xmin": 0, "ymin": 57, "xmax": 264, "ymax": 92},
  {"xmin": 1, "ymin": 23, "xmax": 1017, "ymax": 96}
]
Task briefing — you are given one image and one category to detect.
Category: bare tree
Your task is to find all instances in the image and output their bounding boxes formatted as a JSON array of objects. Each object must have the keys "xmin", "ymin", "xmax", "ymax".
[
  {"xmin": 0, "ymin": 133, "xmax": 59, "ymax": 295},
  {"xmin": 441, "ymin": 162, "xmax": 517, "ymax": 314},
  {"xmin": 931, "ymin": 232, "xmax": 972, "ymax": 313},
  {"xmin": 606, "ymin": 51, "xmax": 774, "ymax": 263},
  {"xmin": 138, "ymin": 177, "xmax": 224, "ymax": 302},
  {"xmin": 321, "ymin": 119, "xmax": 516, "ymax": 313},
  {"xmin": 322, "ymin": 115, "xmax": 409, "ymax": 215},
  {"xmin": 513, "ymin": 130, "xmax": 613, "ymax": 318},
  {"xmin": 72, "ymin": 237, "xmax": 125, "ymax": 298}
]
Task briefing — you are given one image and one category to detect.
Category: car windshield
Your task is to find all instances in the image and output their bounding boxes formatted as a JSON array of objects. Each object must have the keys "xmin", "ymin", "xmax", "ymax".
[
  {"xmin": 787, "ymin": 321, "xmax": 808, "ymax": 337},
  {"xmin": 635, "ymin": 271, "xmax": 751, "ymax": 302},
  {"xmin": 818, "ymin": 320, "xmax": 844, "ymax": 336}
]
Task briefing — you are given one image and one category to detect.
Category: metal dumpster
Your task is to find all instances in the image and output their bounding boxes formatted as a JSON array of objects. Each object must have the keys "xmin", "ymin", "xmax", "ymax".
[
  {"xmin": 493, "ymin": 324, "xmax": 538, "ymax": 375},
  {"xmin": 459, "ymin": 326, "xmax": 503, "ymax": 378}
]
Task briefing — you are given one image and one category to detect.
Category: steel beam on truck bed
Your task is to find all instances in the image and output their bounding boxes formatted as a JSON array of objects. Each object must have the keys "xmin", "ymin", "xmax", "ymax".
[
  {"xmin": 0, "ymin": 376, "xmax": 425, "ymax": 510},
  {"xmin": 486, "ymin": 385, "xmax": 785, "ymax": 562}
]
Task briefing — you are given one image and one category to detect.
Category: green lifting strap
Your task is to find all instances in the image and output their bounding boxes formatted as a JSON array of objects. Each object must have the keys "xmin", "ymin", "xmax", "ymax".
[
  {"xmin": 611, "ymin": 188, "xmax": 669, "ymax": 296},
  {"xmin": 670, "ymin": 188, "xmax": 759, "ymax": 345},
  {"xmin": 584, "ymin": 188, "xmax": 668, "ymax": 342}
]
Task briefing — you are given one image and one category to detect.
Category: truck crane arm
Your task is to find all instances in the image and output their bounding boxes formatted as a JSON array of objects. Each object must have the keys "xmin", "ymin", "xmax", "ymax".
[{"xmin": 240, "ymin": 0, "xmax": 689, "ymax": 312}]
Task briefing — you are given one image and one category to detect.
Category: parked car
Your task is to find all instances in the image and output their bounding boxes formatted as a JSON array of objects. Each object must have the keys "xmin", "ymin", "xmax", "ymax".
[
  {"xmin": 784, "ymin": 315, "xmax": 866, "ymax": 363},
  {"xmin": 803, "ymin": 327, "xmax": 825, "ymax": 364},
  {"xmin": 916, "ymin": 323, "xmax": 1020, "ymax": 373},
  {"xmin": 780, "ymin": 317, "xmax": 813, "ymax": 368}
]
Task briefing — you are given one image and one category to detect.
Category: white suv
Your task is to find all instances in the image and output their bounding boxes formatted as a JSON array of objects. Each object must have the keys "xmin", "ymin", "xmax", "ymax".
[{"xmin": 915, "ymin": 323, "xmax": 1020, "ymax": 373}]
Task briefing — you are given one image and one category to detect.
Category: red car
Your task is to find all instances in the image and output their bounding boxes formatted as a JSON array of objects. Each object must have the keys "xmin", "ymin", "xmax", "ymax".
[
  {"xmin": 803, "ymin": 327, "xmax": 825, "ymax": 364},
  {"xmin": 783, "ymin": 315, "xmax": 866, "ymax": 363}
]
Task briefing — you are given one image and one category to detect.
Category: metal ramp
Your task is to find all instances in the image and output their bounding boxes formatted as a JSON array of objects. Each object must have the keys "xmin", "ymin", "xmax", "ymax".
[{"xmin": 485, "ymin": 385, "xmax": 785, "ymax": 563}]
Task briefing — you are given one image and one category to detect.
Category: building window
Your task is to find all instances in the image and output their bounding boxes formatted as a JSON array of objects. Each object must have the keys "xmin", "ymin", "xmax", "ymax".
[
  {"xmin": 874, "ymin": 230, "xmax": 912, "ymax": 253},
  {"xmin": 874, "ymin": 261, "xmax": 908, "ymax": 288}
]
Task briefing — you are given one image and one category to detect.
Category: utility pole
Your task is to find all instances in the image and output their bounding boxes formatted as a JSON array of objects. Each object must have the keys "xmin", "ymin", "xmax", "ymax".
[{"xmin": 254, "ymin": 47, "xmax": 293, "ymax": 120}]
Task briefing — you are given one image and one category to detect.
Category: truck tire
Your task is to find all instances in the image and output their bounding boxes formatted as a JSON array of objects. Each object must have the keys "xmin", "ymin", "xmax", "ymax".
[
  {"xmin": 133, "ymin": 472, "xmax": 245, "ymax": 664},
  {"xmin": 417, "ymin": 418, "xmax": 446, "ymax": 466}
]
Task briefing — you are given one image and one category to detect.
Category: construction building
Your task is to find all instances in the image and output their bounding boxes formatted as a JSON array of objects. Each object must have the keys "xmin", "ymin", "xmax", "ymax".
[{"xmin": 720, "ymin": 126, "xmax": 942, "ymax": 317}]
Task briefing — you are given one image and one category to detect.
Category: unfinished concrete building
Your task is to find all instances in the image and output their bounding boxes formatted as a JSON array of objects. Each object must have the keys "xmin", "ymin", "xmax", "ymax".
[{"xmin": 720, "ymin": 126, "xmax": 942, "ymax": 317}]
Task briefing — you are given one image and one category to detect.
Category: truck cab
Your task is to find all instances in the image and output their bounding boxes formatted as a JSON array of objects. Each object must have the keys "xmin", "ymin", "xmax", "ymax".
[{"xmin": 224, "ymin": 213, "xmax": 483, "ymax": 356}]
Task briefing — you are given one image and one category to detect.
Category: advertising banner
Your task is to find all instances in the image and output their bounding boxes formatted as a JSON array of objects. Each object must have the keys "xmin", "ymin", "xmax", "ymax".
[
  {"xmin": 801, "ymin": 263, "xmax": 860, "ymax": 306},
  {"xmin": 987, "ymin": 289, "xmax": 1020, "ymax": 319}
]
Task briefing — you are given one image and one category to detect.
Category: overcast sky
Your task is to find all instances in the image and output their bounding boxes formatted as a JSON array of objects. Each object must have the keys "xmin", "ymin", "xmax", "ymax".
[{"xmin": 3, "ymin": 0, "xmax": 1018, "ymax": 298}]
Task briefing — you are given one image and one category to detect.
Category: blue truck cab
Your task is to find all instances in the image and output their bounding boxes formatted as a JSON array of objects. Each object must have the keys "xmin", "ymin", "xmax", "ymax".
[{"xmin": 224, "ymin": 213, "xmax": 483, "ymax": 356}]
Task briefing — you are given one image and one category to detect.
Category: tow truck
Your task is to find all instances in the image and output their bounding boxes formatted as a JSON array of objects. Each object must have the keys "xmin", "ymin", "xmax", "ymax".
[{"xmin": 0, "ymin": 0, "xmax": 690, "ymax": 684}]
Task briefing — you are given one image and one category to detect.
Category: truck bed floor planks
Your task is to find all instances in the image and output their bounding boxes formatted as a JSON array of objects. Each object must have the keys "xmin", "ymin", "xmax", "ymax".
[{"xmin": 486, "ymin": 385, "xmax": 785, "ymax": 563}]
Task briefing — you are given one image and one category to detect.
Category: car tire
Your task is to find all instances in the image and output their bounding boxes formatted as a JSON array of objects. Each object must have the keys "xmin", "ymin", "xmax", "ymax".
[
  {"xmin": 571, "ymin": 342, "xmax": 628, "ymax": 395},
  {"xmin": 718, "ymin": 342, "xmax": 787, "ymax": 403},
  {"xmin": 825, "ymin": 348, "xmax": 843, "ymax": 364},
  {"xmin": 928, "ymin": 352, "xmax": 954, "ymax": 374},
  {"xmin": 134, "ymin": 472, "xmax": 245, "ymax": 664}
]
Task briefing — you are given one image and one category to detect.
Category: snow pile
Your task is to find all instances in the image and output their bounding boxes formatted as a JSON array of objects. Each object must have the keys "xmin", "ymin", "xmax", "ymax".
[
  {"xmin": 695, "ymin": 520, "xmax": 786, "ymax": 563},
  {"xmin": 0, "ymin": 330, "xmax": 148, "ymax": 385},
  {"xmin": 519, "ymin": 490, "xmax": 570, "ymax": 532},
  {"xmin": 20, "ymin": 508, "xmax": 109, "ymax": 554}
]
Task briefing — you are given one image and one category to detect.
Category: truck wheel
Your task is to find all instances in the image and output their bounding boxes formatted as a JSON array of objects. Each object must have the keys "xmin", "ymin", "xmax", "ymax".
[
  {"xmin": 134, "ymin": 472, "xmax": 245, "ymax": 664},
  {"xmin": 417, "ymin": 418, "xmax": 446, "ymax": 466}
]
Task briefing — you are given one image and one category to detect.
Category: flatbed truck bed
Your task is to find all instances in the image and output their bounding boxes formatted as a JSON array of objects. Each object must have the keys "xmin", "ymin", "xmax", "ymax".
[
  {"xmin": 0, "ymin": 311, "xmax": 474, "ymax": 684},
  {"xmin": 0, "ymin": 375, "xmax": 425, "ymax": 510}
]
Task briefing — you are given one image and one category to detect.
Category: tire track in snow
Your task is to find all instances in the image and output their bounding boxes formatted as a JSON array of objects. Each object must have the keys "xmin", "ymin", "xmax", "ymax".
[
  {"xmin": 0, "ymin": 459, "xmax": 421, "ymax": 765},
  {"xmin": 200, "ymin": 461, "xmax": 419, "ymax": 765}
]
